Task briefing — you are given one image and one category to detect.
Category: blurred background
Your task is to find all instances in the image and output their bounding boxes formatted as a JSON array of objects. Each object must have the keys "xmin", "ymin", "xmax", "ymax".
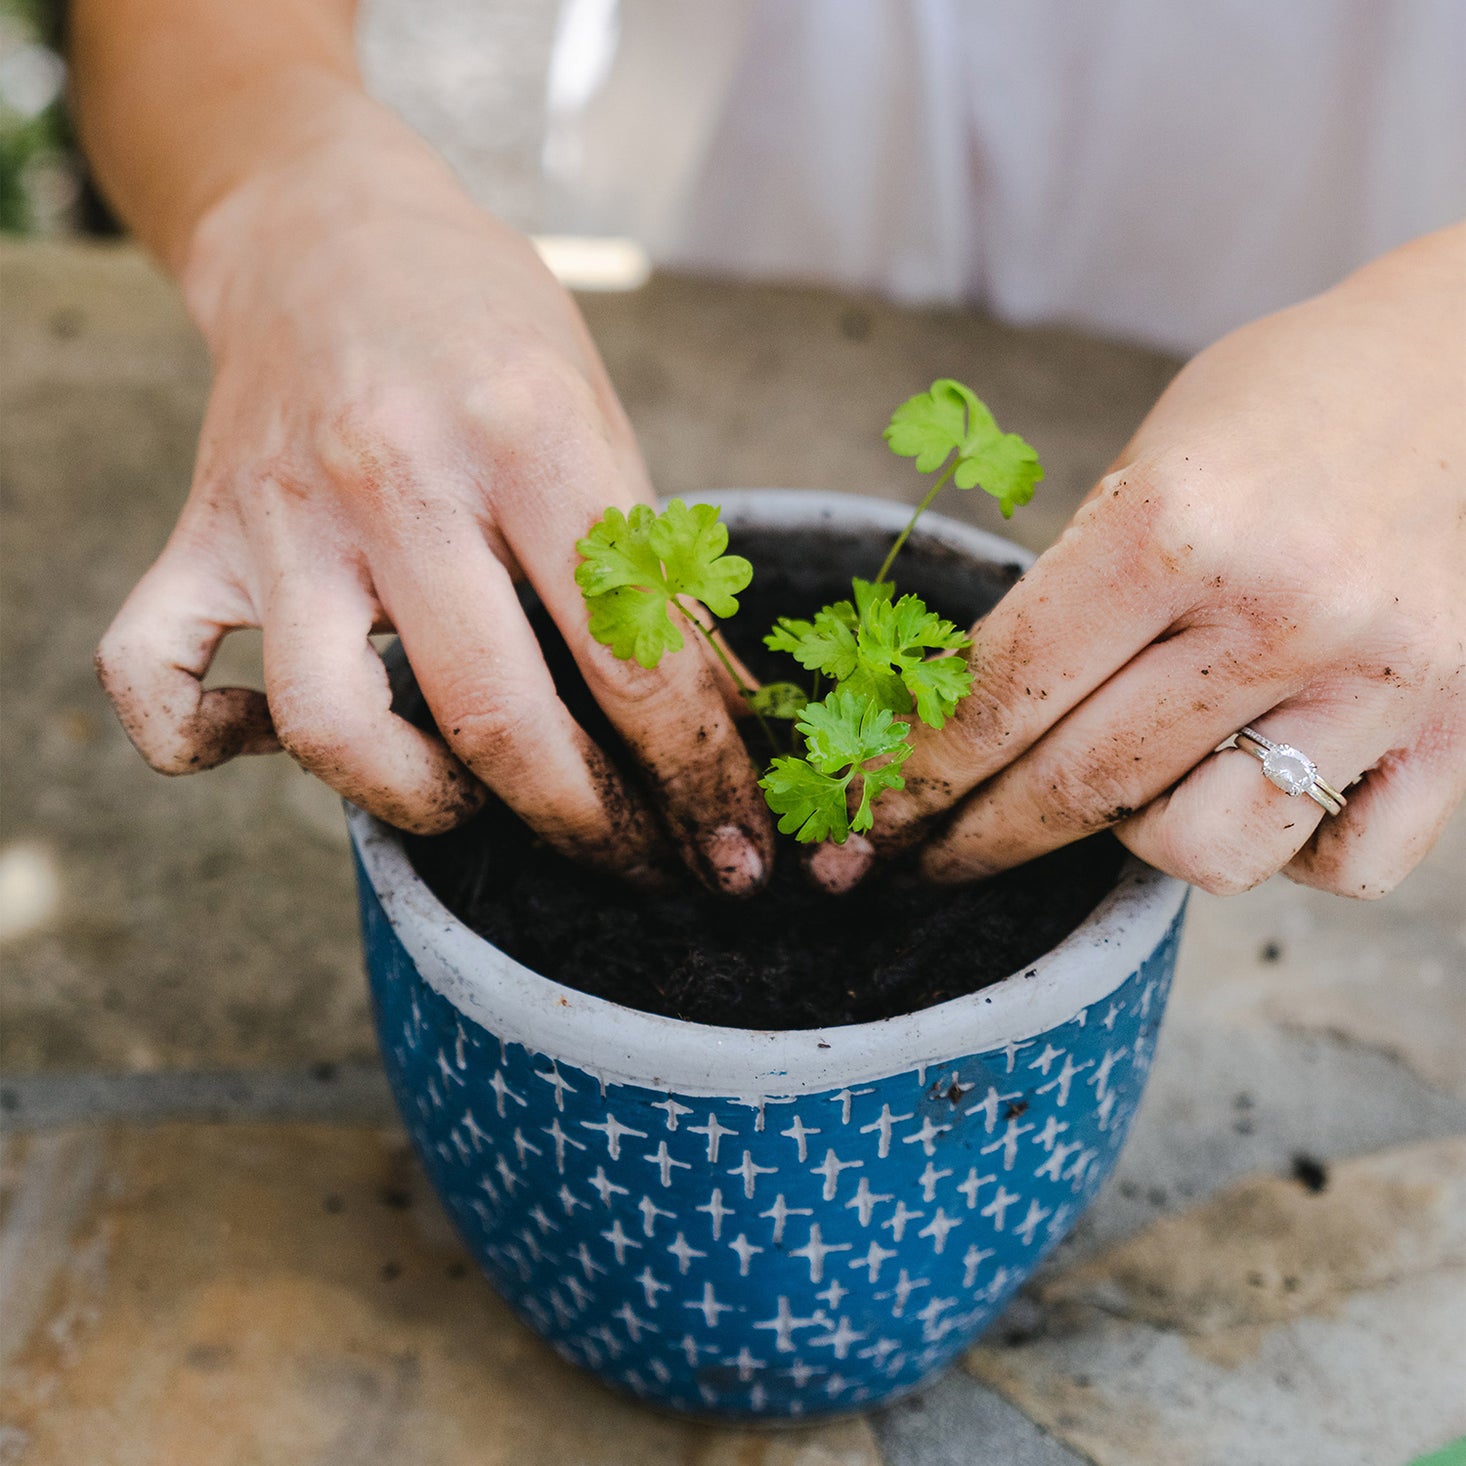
[
  {"xmin": 0, "ymin": 0, "xmax": 561, "ymax": 239},
  {"xmin": 2, "ymin": 5, "xmax": 1463, "ymax": 1465}
]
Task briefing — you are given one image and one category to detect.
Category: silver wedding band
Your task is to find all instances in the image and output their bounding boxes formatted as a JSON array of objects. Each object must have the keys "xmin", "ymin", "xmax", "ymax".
[{"xmin": 1220, "ymin": 727, "xmax": 1348, "ymax": 817}]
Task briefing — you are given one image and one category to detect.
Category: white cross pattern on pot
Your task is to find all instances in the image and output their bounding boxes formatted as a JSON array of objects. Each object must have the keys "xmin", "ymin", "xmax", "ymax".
[
  {"xmin": 585, "ymin": 1164, "xmax": 628, "ymax": 1206},
  {"xmin": 580, "ymin": 1112, "xmax": 647, "ymax": 1160},
  {"xmin": 684, "ymin": 1280, "xmax": 736, "ymax": 1328},
  {"xmin": 860, "ymin": 1104, "xmax": 913, "ymax": 1158},
  {"xmin": 848, "ymin": 1238, "xmax": 898, "ymax": 1282},
  {"xmin": 760, "ymin": 1192, "xmax": 813, "ymax": 1244},
  {"xmin": 902, "ymin": 1116, "xmax": 951, "ymax": 1156},
  {"xmin": 533, "ymin": 1062, "xmax": 577, "ymax": 1111},
  {"xmin": 666, "ymin": 1231, "xmax": 707, "ymax": 1275},
  {"xmin": 634, "ymin": 1264, "xmax": 670, "ymax": 1308},
  {"xmin": 695, "ymin": 1186, "xmax": 731, "ymax": 1239},
  {"xmin": 981, "ymin": 1120, "xmax": 1034, "ymax": 1171},
  {"xmin": 789, "ymin": 1222, "xmax": 852, "ymax": 1283},
  {"xmin": 917, "ymin": 1208, "xmax": 962, "ymax": 1254},
  {"xmin": 780, "ymin": 1113, "xmax": 821, "ymax": 1161},
  {"xmin": 643, "ymin": 1139, "xmax": 692, "ymax": 1188},
  {"xmin": 917, "ymin": 1161, "xmax": 953, "ymax": 1202},
  {"xmin": 752, "ymin": 1296, "xmax": 826, "ymax": 1353},
  {"xmin": 964, "ymin": 1085, "xmax": 1022, "ymax": 1133},
  {"xmin": 845, "ymin": 1176, "xmax": 893, "ymax": 1225},
  {"xmin": 487, "ymin": 1067, "xmax": 526, "ymax": 1118},
  {"xmin": 1035, "ymin": 1054, "xmax": 1092, "ymax": 1107},
  {"xmin": 542, "ymin": 1117, "xmax": 586, "ymax": 1172},
  {"xmin": 651, "ymin": 1096, "xmax": 693, "ymax": 1130},
  {"xmin": 687, "ymin": 1111, "xmax": 737, "ymax": 1162},
  {"xmin": 378, "ymin": 922, "xmax": 1180, "ymax": 1418},
  {"xmin": 638, "ymin": 1194, "xmax": 674, "ymax": 1237},
  {"xmin": 810, "ymin": 1148, "xmax": 863, "ymax": 1201},
  {"xmin": 728, "ymin": 1149, "xmax": 778, "ymax": 1200},
  {"xmin": 728, "ymin": 1232, "xmax": 764, "ymax": 1276}
]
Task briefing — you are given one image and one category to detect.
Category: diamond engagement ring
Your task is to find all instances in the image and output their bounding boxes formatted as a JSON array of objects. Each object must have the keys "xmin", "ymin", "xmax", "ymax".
[{"xmin": 1221, "ymin": 727, "xmax": 1347, "ymax": 816}]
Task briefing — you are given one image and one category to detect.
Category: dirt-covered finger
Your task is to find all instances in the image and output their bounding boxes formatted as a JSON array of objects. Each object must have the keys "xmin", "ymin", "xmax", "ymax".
[
  {"xmin": 503, "ymin": 475, "xmax": 774, "ymax": 897},
  {"xmin": 872, "ymin": 480, "xmax": 1192, "ymax": 853},
  {"xmin": 95, "ymin": 555, "xmax": 279, "ymax": 773},
  {"xmin": 373, "ymin": 536, "xmax": 669, "ymax": 879},
  {"xmin": 1115, "ymin": 694, "xmax": 1396, "ymax": 896},
  {"xmin": 915, "ymin": 626, "xmax": 1311, "ymax": 882},
  {"xmin": 261, "ymin": 570, "xmax": 485, "ymax": 835}
]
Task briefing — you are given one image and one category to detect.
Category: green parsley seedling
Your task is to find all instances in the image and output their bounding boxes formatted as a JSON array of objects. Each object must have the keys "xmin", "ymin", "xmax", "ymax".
[{"xmin": 576, "ymin": 379, "xmax": 1043, "ymax": 852}]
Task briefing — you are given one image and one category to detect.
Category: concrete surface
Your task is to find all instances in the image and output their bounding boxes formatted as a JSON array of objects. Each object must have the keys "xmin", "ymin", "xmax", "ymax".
[
  {"xmin": 2, "ymin": 238, "xmax": 1463, "ymax": 1465},
  {"xmin": 968, "ymin": 1140, "xmax": 1466, "ymax": 1466}
]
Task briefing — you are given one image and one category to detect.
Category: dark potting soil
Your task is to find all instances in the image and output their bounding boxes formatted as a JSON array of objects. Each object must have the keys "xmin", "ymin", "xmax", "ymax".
[{"xmin": 397, "ymin": 520, "xmax": 1125, "ymax": 1031}]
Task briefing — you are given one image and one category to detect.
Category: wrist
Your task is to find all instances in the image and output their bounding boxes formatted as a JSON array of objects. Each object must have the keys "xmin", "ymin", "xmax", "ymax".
[{"xmin": 179, "ymin": 96, "xmax": 472, "ymax": 342}]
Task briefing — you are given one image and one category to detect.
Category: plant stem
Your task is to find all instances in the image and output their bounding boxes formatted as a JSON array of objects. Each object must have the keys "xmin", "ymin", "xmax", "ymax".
[
  {"xmin": 874, "ymin": 462, "xmax": 957, "ymax": 585},
  {"xmin": 674, "ymin": 599, "xmax": 780, "ymax": 752}
]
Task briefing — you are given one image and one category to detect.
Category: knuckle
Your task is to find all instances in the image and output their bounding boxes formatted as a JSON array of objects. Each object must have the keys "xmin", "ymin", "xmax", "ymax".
[
  {"xmin": 269, "ymin": 678, "xmax": 375, "ymax": 779},
  {"xmin": 314, "ymin": 387, "xmax": 439, "ymax": 479},
  {"xmin": 93, "ymin": 628, "xmax": 126, "ymax": 692},
  {"xmin": 1188, "ymin": 863, "xmax": 1269, "ymax": 898},
  {"xmin": 124, "ymin": 725, "xmax": 199, "ymax": 777},
  {"xmin": 1142, "ymin": 821, "xmax": 1274, "ymax": 895},
  {"xmin": 463, "ymin": 351, "xmax": 598, "ymax": 458},
  {"xmin": 1115, "ymin": 457, "xmax": 1383, "ymax": 660},
  {"xmin": 580, "ymin": 643, "xmax": 678, "ymax": 715},
  {"xmin": 270, "ymin": 703, "xmax": 342, "ymax": 775},
  {"xmin": 94, "ymin": 629, "xmax": 195, "ymax": 775},
  {"xmin": 942, "ymin": 671, "xmax": 1026, "ymax": 769},
  {"xmin": 434, "ymin": 693, "xmax": 543, "ymax": 773},
  {"xmin": 1030, "ymin": 751, "xmax": 1140, "ymax": 835},
  {"xmin": 1103, "ymin": 461, "xmax": 1216, "ymax": 578},
  {"xmin": 1288, "ymin": 845, "xmax": 1399, "ymax": 901},
  {"xmin": 1190, "ymin": 842, "xmax": 1276, "ymax": 895}
]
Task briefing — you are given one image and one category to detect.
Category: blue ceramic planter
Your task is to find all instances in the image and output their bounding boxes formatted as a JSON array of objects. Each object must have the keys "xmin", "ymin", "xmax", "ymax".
[{"xmin": 351, "ymin": 491, "xmax": 1190, "ymax": 1422}]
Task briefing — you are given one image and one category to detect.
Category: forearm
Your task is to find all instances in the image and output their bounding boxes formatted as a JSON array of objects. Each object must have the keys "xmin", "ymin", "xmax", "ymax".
[{"xmin": 68, "ymin": 0, "xmax": 449, "ymax": 278}]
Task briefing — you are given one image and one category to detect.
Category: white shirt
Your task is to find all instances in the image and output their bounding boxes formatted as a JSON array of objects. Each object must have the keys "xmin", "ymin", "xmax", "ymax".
[{"xmin": 544, "ymin": 0, "xmax": 1466, "ymax": 352}]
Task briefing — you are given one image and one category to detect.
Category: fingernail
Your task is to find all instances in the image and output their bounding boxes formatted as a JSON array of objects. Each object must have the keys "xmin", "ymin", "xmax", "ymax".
[
  {"xmin": 700, "ymin": 823, "xmax": 767, "ymax": 896},
  {"xmin": 807, "ymin": 833, "xmax": 875, "ymax": 894}
]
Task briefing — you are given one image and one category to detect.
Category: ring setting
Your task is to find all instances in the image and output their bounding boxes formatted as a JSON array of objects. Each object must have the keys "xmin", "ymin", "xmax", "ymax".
[{"xmin": 1221, "ymin": 727, "xmax": 1347, "ymax": 816}]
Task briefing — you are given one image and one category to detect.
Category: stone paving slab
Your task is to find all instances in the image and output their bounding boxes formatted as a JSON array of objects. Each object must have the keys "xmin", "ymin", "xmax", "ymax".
[
  {"xmin": 965, "ymin": 1139, "xmax": 1466, "ymax": 1466},
  {"xmin": 0, "ymin": 1124, "xmax": 882, "ymax": 1466},
  {"xmin": 1176, "ymin": 813, "xmax": 1466, "ymax": 1097},
  {"xmin": 961, "ymin": 901, "xmax": 1466, "ymax": 1466}
]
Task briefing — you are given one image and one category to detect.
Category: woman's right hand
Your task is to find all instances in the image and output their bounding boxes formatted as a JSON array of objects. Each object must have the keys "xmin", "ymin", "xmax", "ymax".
[{"xmin": 94, "ymin": 136, "xmax": 774, "ymax": 894}]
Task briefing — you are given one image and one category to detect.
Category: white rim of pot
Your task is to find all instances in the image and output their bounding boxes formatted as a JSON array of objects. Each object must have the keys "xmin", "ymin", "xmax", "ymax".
[{"xmin": 350, "ymin": 489, "xmax": 1189, "ymax": 1097}]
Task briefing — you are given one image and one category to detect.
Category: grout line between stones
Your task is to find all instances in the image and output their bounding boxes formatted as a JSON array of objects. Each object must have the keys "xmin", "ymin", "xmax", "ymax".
[{"xmin": 0, "ymin": 1065, "xmax": 398, "ymax": 1132}]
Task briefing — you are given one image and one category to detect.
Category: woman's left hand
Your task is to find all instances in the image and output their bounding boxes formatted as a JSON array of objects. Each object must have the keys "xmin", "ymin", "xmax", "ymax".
[{"xmin": 869, "ymin": 223, "xmax": 1466, "ymax": 898}]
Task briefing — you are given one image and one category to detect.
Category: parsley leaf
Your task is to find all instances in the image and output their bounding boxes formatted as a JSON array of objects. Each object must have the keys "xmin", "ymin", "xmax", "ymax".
[
  {"xmin": 759, "ymin": 689, "xmax": 913, "ymax": 843},
  {"xmin": 764, "ymin": 603, "xmax": 858, "ymax": 679},
  {"xmin": 747, "ymin": 681, "xmax": 810, "ymax": 720},
  {"xmin": 575, "ymin": 500, "xmax": 753, "ymax": 669},
  {"xmin": 855, "ymin": 588, "xmax": 973, "ymax": 729},
  {"xmin": 770, "ymin": 580, "xmax": 972, "ymax": 729},
  {"xmin": 884, "ymin": 378, "xmax": 1044, "ymax": 518},
  {"xmin": 584, "ymin": 584, "xmax": 687, "ymax": 667},
  {"xmin": 758, "ymin": 758, "xmax": 851, "ymax": 844},
  {"xmin": 903, "ymin": 654, "xmax": 974, "ymax": 729},
  {"xmin": 798, "ymin": 689, "xmax": 908, "ymax": 770}
]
